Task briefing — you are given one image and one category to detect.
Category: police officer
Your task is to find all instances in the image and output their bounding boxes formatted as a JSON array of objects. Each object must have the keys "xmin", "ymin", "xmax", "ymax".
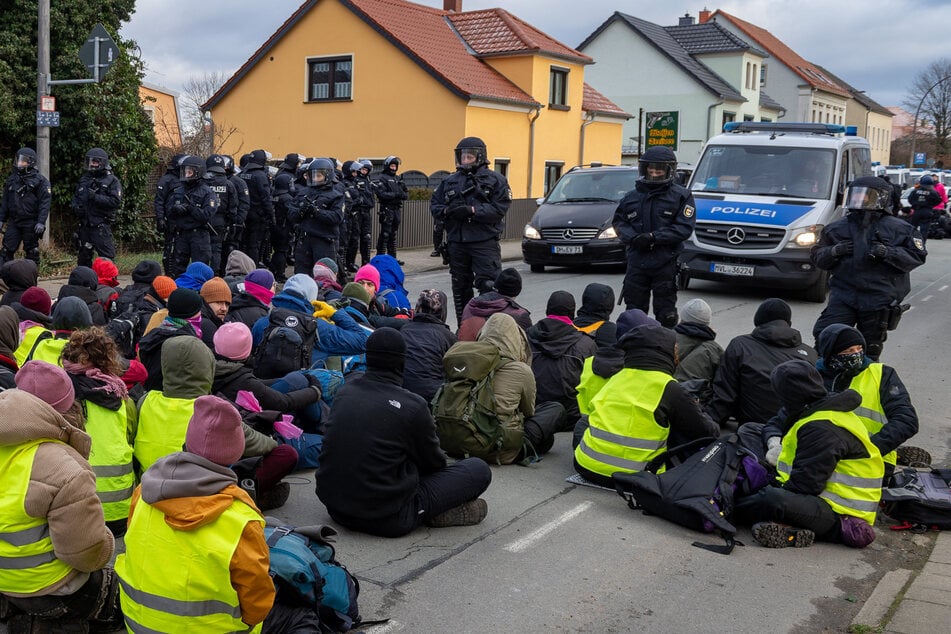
[
  {"xmin": 812, "ymin": 176, "xmax": 927, "ymax": 360},
  {"xmin": 289, "ymin": 158, "xmax": 345, "ymax": 275},
  {"xmin": 372, "ymin": 155, "xmax": 408, "ymax": 264},
  {"xmin": 166, "ymin": 156, "xmax": 217, "ymax": 277},
  {"xmin": 155, "ymin": 154, "xmax": 185, "ymax": 274},
  {"xmin": 71, "ymin": 148, "xmax": 122, "ymax": 268},
  {"xmin": 222, "ymin": 155, "xmax": 249, "ymax": 264},
  {"xmin": 347, "ymin": 159, "xmax": 375, "ymax": 271},
  {"xmin": 612, "ymin": 146, "xmax": 695, "ymax": 327},
  {"xmin": 906, "ymin": 174, "xmax": 942, "ymax": 245},
  {"xmin": 238, "ymin": 149, "xmax": 274, "ymax": 267},
  {"xmin": 205, "ymin": 155, "xmax": 238, "ymax": 275},
  {"xmin": 0, "ymin": 148, "xmax": 51, "ymax": 266},
  {"xmin": 268, "ymin": 153, "xmax": 300, "ymax": 282},
  {"xmin": 431, "ymin": 137, "xmax": 511, "ymax": 325}
]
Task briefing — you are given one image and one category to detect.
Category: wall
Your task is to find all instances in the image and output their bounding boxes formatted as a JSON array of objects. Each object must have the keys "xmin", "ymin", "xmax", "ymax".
[{"xmin": 139, "ymin": 86, "xmax": 181, "ymax": 149}]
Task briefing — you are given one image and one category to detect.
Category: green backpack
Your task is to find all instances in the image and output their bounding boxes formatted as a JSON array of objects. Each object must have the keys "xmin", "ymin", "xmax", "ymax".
[{"xmin": 431, "ymin": 341, "xmax": 523, "ymax": 462}]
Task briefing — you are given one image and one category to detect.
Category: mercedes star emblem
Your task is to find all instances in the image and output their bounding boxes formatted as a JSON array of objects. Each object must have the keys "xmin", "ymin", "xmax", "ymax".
[{"xmin": 726, "ymin": 227, "xmax": 746, "ymax": 245}]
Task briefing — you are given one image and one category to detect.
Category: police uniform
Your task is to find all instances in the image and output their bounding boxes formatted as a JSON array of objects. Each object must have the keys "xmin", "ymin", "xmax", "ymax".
[
  {"xmin": 347, "ymin": 163, "xmax": 375, "ymax": 269},
  {"xmin": 205, "ymin": 171, "xmax": 237, "ymax": 275},
  {"xmin": 226, "ymin": 160, "xmax": 250, "ymax": 265},
  {"xmin": 0, "ymin": 149, "xmax": 51, "ymax": 266},
  {"xmin": 372, "ymin": 156, "xmax": 408, "ymax": 260},
  {"xmin": 154, "ymin": 155, "xmax": 184, "ymax": 274},
  {"xmin": 70, "ymin": 149, "xmax": 122, "ymax": 268},
  {"xmin": 289, "ymin": 160, "xmax": 345, "ymax": 275},
  {"xmin": 269, "ymin": 156, "xmax": 299, "ymax": 281},
  {"xmin": 166, "ymin": 179, "xmax": 217, "ymax": 278},
  {"xmin": 238, "ymin": 150, "xmax": 274, "ymax": 266}
]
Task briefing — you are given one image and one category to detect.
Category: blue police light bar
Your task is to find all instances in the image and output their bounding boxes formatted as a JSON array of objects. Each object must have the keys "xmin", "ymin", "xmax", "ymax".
[
  {"xmin": 845, "ymin": 125, "xmax": 858, "ymax": 136},
  {"xmin": 723, "ymin": 122, "xmax": 847, "ymax": 134}
]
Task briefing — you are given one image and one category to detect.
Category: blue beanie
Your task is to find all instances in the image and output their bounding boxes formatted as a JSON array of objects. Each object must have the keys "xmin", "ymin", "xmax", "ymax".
[
  {"xmin": 175, "ymin": 261, "xmax": 215, "ymax": 291},
  {"xmin": 283, "ymin": 274, "xmax": 319, "ymax": 303}
]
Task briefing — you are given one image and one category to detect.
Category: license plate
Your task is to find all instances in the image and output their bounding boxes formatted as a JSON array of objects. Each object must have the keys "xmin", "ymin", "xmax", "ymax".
[
  {"xmin": 711, "ymin": 263, "xmax": 754, "ymax": 276},
  {"xmin": 553, "ymin": 245, "xmax": 583, "ymax": 254}
]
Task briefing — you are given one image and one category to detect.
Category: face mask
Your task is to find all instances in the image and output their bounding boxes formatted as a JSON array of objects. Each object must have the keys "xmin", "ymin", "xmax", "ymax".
[{"xmin": 828, "ymin": 351, "xmax": 864, "ymax": 375}]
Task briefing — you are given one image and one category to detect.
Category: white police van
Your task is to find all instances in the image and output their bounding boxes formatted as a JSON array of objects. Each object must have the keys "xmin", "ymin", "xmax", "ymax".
[{"xmin": 681, "ymin": 122, "xmax": 872, "ymax": 302}]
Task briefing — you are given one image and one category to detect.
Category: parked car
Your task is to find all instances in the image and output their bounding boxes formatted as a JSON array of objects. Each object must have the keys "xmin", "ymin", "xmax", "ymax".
[{"xmin": 522, "ymin": 165, "xmax": 638, "ymax": 272}]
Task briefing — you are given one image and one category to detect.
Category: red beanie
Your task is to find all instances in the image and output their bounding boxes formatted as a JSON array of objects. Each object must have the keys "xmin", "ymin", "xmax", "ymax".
[{"xmin": 20, "ymin": 286, "xmax": 52, "ymax": 316}]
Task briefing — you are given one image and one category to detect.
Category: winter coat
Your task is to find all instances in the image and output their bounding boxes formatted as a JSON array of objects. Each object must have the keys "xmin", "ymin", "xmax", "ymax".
[
  {"xmin": 0, "ymin": 258, "xmax": 38, "ymax": 306},
  {"xmin": 613, "ymin": 180, "xmax": 695, "ymax": 269},
  {"xmin": 573, "ymin": 283, "xmax": 617, "ymax": 347},
  {"xmin": 212, "ymin": 359, "xmax": 321, "ymax": 415},
  {"xmin": 430, "ymin": 166, "xmax": 509, "ymax": 243},
  {"xmin": 673, "ymin": 322, "xmax": 724, "ymax": 383},
  {"xmin": 225, "ymin": 292, "xmax": 269, "ymax": 330},
  {"xmin": 527, "ymin": 317, "xmax": 597, "ymax": 422},
  {"xmin": 400, "ymin": 314, "xmax": 457, "ymax": 403},
  {"xmin": 137, "ymin": 322, "xmax": 199, "ymax": 392},
  {"xmin": 458, "ymin": 291, "xmax": 532, "ymax": 341},
  {"xmin": 57, "ymin": 267, "xmax": 107, "ymax": 325}
]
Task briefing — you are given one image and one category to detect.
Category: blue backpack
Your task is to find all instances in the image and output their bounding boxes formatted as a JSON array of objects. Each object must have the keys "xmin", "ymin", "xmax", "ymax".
[{"xmin": 264, "ymin": 523, "xmax": 360, "ymax": 632}]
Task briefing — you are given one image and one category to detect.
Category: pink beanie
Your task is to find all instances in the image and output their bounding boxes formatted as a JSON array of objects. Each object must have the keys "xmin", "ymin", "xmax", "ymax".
[
  {"xmin": 354, "ymin": 264, "xmax": 380, "ymax": 293},
  {"xmin": 213, "ymin": 322, "xmax": 253, "ymax": 361},
  {"xmin": 185, "ymin": 395, "xmax": 245, "ymax": 466},
  {"xmin": 16, "ymin": 360, "xmax": 75, "ymax": 414}
]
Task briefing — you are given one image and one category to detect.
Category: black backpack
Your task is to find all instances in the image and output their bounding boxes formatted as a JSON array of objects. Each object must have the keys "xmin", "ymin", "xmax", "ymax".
[
  {"xmin": 612, "ymin": 435, "xmax": 769, "ymax": 554},
  {"xmin": 881, "ymin": 467, "xmax": 951, "ymax": 530},
  {"xmin": 252, "ymin": 308, "xmax": 318, "ymax": 380}
]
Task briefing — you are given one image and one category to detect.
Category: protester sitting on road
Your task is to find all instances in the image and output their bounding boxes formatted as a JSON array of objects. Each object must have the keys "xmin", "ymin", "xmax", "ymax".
[
  {"xmin": 734, "ymin": 359, "xmax": 882, "ymax": 549},
  {"xmin": 10, "ymin": 285, "xmax": 52, "ymax": 328},
  {"xmin": 369, "ymin": 254, "xmax": 412, "ymax": 312},
  {"xmin": 57, "ymin": 265, "xmax": 107, "ymax": 326},
  {"xmin": 705, "ymin": 298, "xmax": 817, "ymax": 429},
  {"xmin": 574, "ymin": 324, "xmax": 719, "ymax": 488},
  {"xmin": 138, "ymin": 288, "xmax": 207, "ymax": 391},
  {"xmin": 0, "ymin": 258, "xmax": 38, "ymax": 307},
  {"xmin": 0, "ymin": 305, "xmax": 19, "ymax": 389},
  {"xmin": 199, "ymin": 276, "xmax": 232, "ymax": 332},
  {"xmin": 312, "ymin": 261, "xmax": 342, "ymax": 300},
  {"xmin": 226, "ymin": 268, "xmax": 273, "ymax": 329},
  {"xmin": 92, "ymin": 257, "xmax": 120, "ymax": 318},
  {"xmin": 573, "ymin": 282, "xmax": 618, "ymax": 348},
  {"xmin": 401, "ymin": 289, "xmax": 457, "ymax": 403},
  {"xmin": 174, "ymin": 260, "xmax": 214, "ymax": 292},
  {"xmin": 317, "ymin": 327, "xmax": 492, "ymax": 537},
  {"xmin": 18, "ymin": 296, "xmax": 93, "ymax": 366},
  {"xmin": 352, "ymin": 263, "xmax": 410, "ymax": 329},
  {"xmin": 457, "ymin": 268, "xmax": 532, "ymax": 340},
  {"xmin": 223, "ymin": 249, "xmax": 256, "ymax": 295},
  {"xmin": 673, "ymin": 298, "xmax": 723, "ymax": 384}
]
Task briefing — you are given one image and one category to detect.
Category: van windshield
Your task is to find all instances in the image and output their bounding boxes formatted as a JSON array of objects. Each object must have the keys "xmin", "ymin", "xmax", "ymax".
[
  {"xmin": 690, "ymin": 146, "xmax": 836, "ymax": 199},
  {"xmin": 546, "ymin": 170, "xmax": 638, "ymax": 203}
]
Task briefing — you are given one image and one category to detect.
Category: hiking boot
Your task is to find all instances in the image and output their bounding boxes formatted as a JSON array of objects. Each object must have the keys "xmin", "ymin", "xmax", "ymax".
[
  {"xmin": 752, "ymin": 522, "xmax": 815, "ymax": 548},
  {"xmin": 896, "ymin": 445, "xmax": 932, "ymax": 467},
  {"xmin": 425, "ymin": 498, "xmax": 487, "ymax": 528},
  {"xmin": 257, "ymin": 482, "xmax": 291, "ymax": 511}
]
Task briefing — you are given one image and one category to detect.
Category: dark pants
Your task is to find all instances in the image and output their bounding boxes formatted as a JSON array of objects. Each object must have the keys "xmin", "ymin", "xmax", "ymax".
[
  {"xmin": 170, "ymin": 228, "xmax": 212, "ymax": 278},
  {"xmin": 269, "ymin": 216, "xmax": 291, "ymax": 281},
  {"xmin": 77, "ymin": 223, "xmax": 115, "ymax": 268},
  {"xmin": 518, "ymin": 401, "xmax": 567, "ymax": 460},
  {"xmin": 3, "ymin": 568, "xmax": 122, "ymax": 632},
  {"xmin": 813, "ymin": 295, "xmax": 888, "ymax": 360},
  {"xmin": 347, "ymin": 209, "xmax": 372, "ymax": 266},
  {"xmin": 210, "ymin": 223, "xmax": 227, "ymax": 276},
  {"xmin": 376, "ymin": 207, "xmax": 401, "ymax": 257},
  {"xmin": 622, "ymin": 256, "xmax": 678, "ymax": 327},
  {"xmin": 734, "ymin": 485, "xmax": 843, "ymax": 543},
  {"xmin": 447, "ymin": 238, "xmax": 502, "ymax": 324},
  {"xmin": 1, "ymin": 222, "xmax": 40, "ymax": 265},
  {"xmin": 328, "ymin": 457, "xmax": 492, "ymax": 538},
  {"xmin": 294, "ymin": 234, "xmax": 337, "ymax": 275},
  {"xmin": 433, "ymin": 218, "xmax": 445, "ymax": 251},
  {"xmin": 242, "ymin": 216, "xmax": 271, "ymax": 266},
  {"xmin": 255, "ymin": 444, "xmax": 299, "ymax": 494}
]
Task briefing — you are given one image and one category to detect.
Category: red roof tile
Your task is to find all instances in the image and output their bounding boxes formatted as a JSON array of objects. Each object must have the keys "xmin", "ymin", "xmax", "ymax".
[
  {"xmin": 712, "ymin": 10, "xmax": 851, "ymax": 98},
  {"xmin": 448, "ymin": 9, "xmax": 591, "ymax": 63},
  {"xmin": 582, "ymin": 83, "xmax": 630, "ymax": 118}
]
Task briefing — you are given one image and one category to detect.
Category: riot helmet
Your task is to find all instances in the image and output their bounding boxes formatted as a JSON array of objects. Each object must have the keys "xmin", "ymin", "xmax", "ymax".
[
  {"xmin": 341, "ymin": 160, "xmax": 355, "ymax": 177},
  {"xmin": 248, "ymin": 149, "xmax": 268, "ymax": 166},
  {"xmin": 239, "ymin": 153, "xmax": 252, "ymax": 169},
  {"xmin": 845, "ymin": 176, "xmax": 892, "ymax": 213},
  {"xmin": 206, "ymin": 154, "xmax": 227, "ymax": 175},
  {"xmin": 221, "ymin": 155, "xmax": 236, "ymax": 175},
  {"xmin": 383, "ymin": 155, "xmax": 400, "ymax": 173},
  {"xmin": 167, "ymin": 153, "xmax": 187, "ymax": 175},
  {"xmin": 454, "ymin": 137, "xmax": 487, "ymax": 173},
  {"xmin": 15, "ymin": 148, "xmax": 37, "ymax": 174},
  {"xmin": 85, "ymin": 148, "xmax": 109, "ymax": 174},
  {"xmin": 280, "ymin": 153, "xmax": 302, "ymax": 171},
  {"xmin": 306, "ymin": 158, "xmax": 335, "ymax": 187},
  {"xmin": 179, "ymin": 155, "xmax": 205, "ymax": 183},
  {"xmin": 359, "ymin": 159, "xmax": 373, "ymax": 175},
  {"xmin": 637, "ymin": 146, "xmax": 677, "ymax": 187}
]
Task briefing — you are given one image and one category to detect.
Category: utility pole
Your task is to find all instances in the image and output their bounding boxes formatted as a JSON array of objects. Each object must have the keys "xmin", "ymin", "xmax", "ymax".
[{"xmin": 36, "ymin": 0, "xmax": 51, "ymax": 186}]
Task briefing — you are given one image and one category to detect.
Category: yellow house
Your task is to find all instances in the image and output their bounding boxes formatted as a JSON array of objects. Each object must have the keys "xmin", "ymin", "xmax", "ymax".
[
  {"xmin": 139, "ymin": 83, "xmax": 183, "ymax": 150},
  {"xmin": 203, "ymin": 0, "xmax": 629, "ymax": 198}
]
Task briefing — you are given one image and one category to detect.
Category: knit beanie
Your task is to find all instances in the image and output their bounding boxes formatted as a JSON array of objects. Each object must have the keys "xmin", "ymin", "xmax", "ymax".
[
  {"xmin": 365, "ymin": 327, "xmax": 406, "ymax": 372},
  {"xmin": 415, "ymin": 289, "xmax": 448, "ymax": 322},
  {"xmin": 200, "ymin": 277, "xmax": 232, "ymax": 305},
  {"xmin": 67, "ymin": 266, "xmax": 98, "ymax": 290},
  {"xmin": 51, "ymin": 296, "xmax": 93, "ymax": 331},
  {"xmin": 616, "ymin": 308, "xmax": 660, "ymax": 338},
  {"xmin": 185, "ymin": 395, "xmax": 245, "ymax": 466},
  {"xmin": 20, "ymin": 286, "xmax": 52, "ymax": 316},
  {"xmin": 16, "ymin": 360, "xmax": 75, "ymax": 414},
  {"xmin": 166, "ymin": 288, "xmax": 203, "ymax": 319},
  {"xmin": 317, "ymin": 257, "xmax": 339, "ymax": 276},
  {"xmin": 312, "ymin": 263, "xmax": 337, "ymax": 287},
  {"xmin": 175, "ymin": 261, "xmax": 214, "ymax": 291},
  {"xmin": 213, "ymin": 321, "xmax": 253, "ymax": 361},
  {"xmin": 817, "ymin": 324, "xmax": 867, "ymax": 363},
  {"xmin": 284, "ymin": 274, "xmax": 319, "ymax": 303},
  {"xmin": 753, "ymin": 298, "xmax": 792, "ymax": 327},
  {"xmin": 353, "ymin": 265, "xmax": 380, "ymax": 293},
  {"xmin": 342, "ymin": 281, "xmax": 371, "ymax": 307},
  {"xmin": 831, "ymin": 326, "xmax": 866, "ymax": 355},
  {"xmin": 245, "ymin": 268, "xmax": 274, "ymax": 291},
  {"xmin": 151, "ymin": 276, "xmax": 177, "ymax": 301},
  {"xmin": 680, "ymin": 298, "xmax": 712, "ymax": 326},
  {"xmin": 494, "ymin": 268, "xmax": 522, "ymax": 297},
  {"xmin": 131, "ymin": 259, "xmax": 162, "ymax": 284},
  {"xmin": 92, "ymin": 258, "xmax": 119, "ymax": 287},
  {"xmin": 545, "ymin": 290, "xmax": 576, "ymax": 319},
  {"xmin": 771, "ymin": 359, "xmax": 828, "ymax": 412}
]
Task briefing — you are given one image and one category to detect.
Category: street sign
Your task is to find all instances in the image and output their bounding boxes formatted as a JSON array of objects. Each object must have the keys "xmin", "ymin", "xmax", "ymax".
[
  {"xmin": 40, "ymin": 96, "xmax": 56, "ymax": 112},
  {"xmin": 915, "ymin": 152, "xmax": 926, "ymax": 165},
  {"xmin": 36, "ymin": 111, "xmax": 60, "ymax": 127},
  {"xmin": 78, "ymin": 23, "xmax": 119, "ymax": 82},
  {"xmin": 645, "ymin": 111, "xmax": 679, "ymax": 151}
]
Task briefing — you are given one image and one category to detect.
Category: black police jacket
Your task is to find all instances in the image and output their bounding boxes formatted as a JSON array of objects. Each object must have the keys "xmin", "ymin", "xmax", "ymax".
[
  {"xmin": 239, "ymin": 163, "xmax": 274, "ymax": 224},
  {"xmin": 229, "ymin": 174, "xmax": 250, "ymax": 226},
  {"xmin": 811, "ymin": 211, "xmax": 926, "ymax": 311},
  {"xmin": 1, "ymin": 170, "xmax": 51, "ymax": 224},
  {"xmin": 272, "ymin": 169, "xmax": 297, "ymax": 222},
  {"xmin": 71, "ymin": 172, "xmax": 122, "ymax": 226},
  {"xmin": 166, "ymin": 181, "xmax": 217, "ymax": 231},
  {"xmin": 206, "ymin": 174, "xmax": 238, "ymax": 228},
  {"xmin": 289, "ymin": 184, "xmax": 345, "ymax": 240},
  {"xmin": 153, "ymin": 170, "xmax": 178, "ymax": 226},
  {"xmin": 430, "ymin": 166, "xmax": 511, "ymax": 244},
  {"xmin": 372, "ymin": 172, "xmax": 407, "ymax": 210},
  {"xmin": 612, "ymin": 180, "xmax": 695, "ymax": 269}
]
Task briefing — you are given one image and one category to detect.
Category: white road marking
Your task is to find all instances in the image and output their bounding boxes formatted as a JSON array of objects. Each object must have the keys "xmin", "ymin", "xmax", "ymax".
[
  {"xmin": 939, "ymin": 285, "xmax": 948, "ymax": 292},
  {"xmin": 504, "ymin": 501, "xmax": 594, "ymax": 553},
  {"xmin": 922, "ymin": 295, "xmax": 933, "ymax": 302},
  {"xmin": 363, "ymin": 620, "xmax": 403, "ymax": 633}
]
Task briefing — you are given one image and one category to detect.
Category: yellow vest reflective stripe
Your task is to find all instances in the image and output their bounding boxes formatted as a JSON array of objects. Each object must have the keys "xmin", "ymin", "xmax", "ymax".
[
  {"xmin": 116, "ymin": 496, "xmax": 263, "ymax": 633},
  {"xmin": 14, "ymin": 325, "xmax": 50, "ymax": 366},
  {"xmin": 134, "ymin": 392, "xmax": 197, "ymax": 473},
  {"xmin": 575, "ymin": 357, "xmax": 609, "ymax": 416},
  {"xmin": 0, "ymin": 439, "xmax": 73, "ymax": 593},
  {"xmin": 776, "ymin": 409, "xmax": 883, "ymax": 525},
  {"xmin": 574, "ymin": 369, "xmax": 673, "ymax": 477},
  {"xmin": 85, "ymin": 400, "xmax": 135, "ymax": 522},
  {"xmin": 848, "ymin": 364, "xmax": 895, "ymax": 465}
]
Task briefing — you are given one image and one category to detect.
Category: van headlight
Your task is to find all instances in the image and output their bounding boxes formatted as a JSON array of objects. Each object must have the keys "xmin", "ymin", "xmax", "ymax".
[
  {"xmin": 524, "ymin": 224, "xmax": 541, "ymax": 240},
  {"xmin": 791, "ymin": 225, "xmax": 822, "ymax": 247},
  {"xmin": 597, "ymin": 226, "xmax": 617, "ymax": 240}
]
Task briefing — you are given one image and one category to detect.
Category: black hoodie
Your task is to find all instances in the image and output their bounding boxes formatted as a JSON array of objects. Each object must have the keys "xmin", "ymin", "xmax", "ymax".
[
  {"xmin": 573, "ymin": 283, "xmax": 617, "ymax": 347},
  {"xmin": 527, "ymin": 317, "xmax": 596, "ymax": 421},
  {"xmin": 57, "ymin": 266, "xmax": 107, "ymax": 325},
  {"xmin": 0, "ymin": 259, "xmax": 38, "ymax": 306}
]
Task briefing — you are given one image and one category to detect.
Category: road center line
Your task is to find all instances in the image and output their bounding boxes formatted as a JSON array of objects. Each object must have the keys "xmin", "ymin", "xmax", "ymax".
[
  {"xmin": 922, "ymin": 295, "xmax": 933, "ymax": 302},
  {"xmin": 504, "ymin": 501, "xmax": 594, "ymax": 553},
  {"xmin": 363, "ymin": 620, "xmax": 402, "ymax": 633},
  {"xmin": 939, "ymin": 285, "xmax": 948, "ymax": 292}
]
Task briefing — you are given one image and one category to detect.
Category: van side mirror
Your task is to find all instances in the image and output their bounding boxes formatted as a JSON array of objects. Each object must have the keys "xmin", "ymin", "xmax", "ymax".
[{"xmin": 536, "ymin": 197, "xmax": 545, "ymax": 205}]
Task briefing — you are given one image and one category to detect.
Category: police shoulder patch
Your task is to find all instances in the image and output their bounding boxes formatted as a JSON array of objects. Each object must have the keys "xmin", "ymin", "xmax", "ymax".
[
  {"xmin": 914, "ymin": 236, "xmax": 924, "ymax": 250},
  {"xmin": 504, "ymin": 187, "xmax": 513, "ymax": 201},
  {"xmin": 683, "ymin": 205, "xmax": 695, "ymax": 218}
]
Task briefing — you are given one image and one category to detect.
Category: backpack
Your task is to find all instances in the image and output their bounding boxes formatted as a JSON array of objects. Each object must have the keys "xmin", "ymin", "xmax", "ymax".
[
  {"xmin": 112, "ymin": 285, "xmax": 149, "ymax": 320},
  {"xmin": 881, "ymin": 467, "xmax": 951, "ymax": 530},
  {"xmin": 253, "ymin": 308, "xmax": 319, "ymax": 380},
  {"xmin": 612, "ymin": 435, "xmax": 769, "ymax": 554},
  {"xmin": 264, "ymin": 523, "xmax": 360, "ymax": 632},
  {"xmin": 431, "ymin": 341, "xmax": 522, "ymax": 463}
]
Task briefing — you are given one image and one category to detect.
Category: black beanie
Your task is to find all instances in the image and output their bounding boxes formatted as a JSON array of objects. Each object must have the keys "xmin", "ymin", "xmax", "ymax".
[
  {"xmin": 67, "ymin": 266, "xmax": 98, "ymax": 290},
  {"xmin": 753, "ymin": 298, "xmax": 791, "ymax": 326},
  {"xmin": 546, "ymin": 290, "xmax": 576, "ymax": 319},
  {"xmin": 131, "ymin": 259, "xmax": 162, "ymax": 284},
  {"xmin": 365, "ymin": 327, "xmax": 406, "ymax": 372},
  {"xmin": 494, "ymin": 268, "xmax": 522, "ymax": 297},
  {"xmin": 771, "ymin": 359, "xmax": 827, "ymax": 411},
  {"xmin": 832, "ymin": 327, "xmax": 865, "ymax": 355},
  {"xmin": 166, "ymin": 288, "xmax": 202, "ymax": 319},
  {"xmin": 817, "ymin": 324, "xmax": 867, "ymax": 362}
]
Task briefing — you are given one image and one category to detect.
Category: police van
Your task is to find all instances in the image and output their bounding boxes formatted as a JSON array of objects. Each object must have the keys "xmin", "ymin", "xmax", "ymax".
[{"xmin": 681, "ymin": 122, "xmax": 872, "ymax": 302}]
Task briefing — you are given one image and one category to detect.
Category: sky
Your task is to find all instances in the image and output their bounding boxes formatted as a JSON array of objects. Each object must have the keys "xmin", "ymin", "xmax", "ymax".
[{"xmin": 120, "ymin": 0, "xmax": 951, "ymax": 111}]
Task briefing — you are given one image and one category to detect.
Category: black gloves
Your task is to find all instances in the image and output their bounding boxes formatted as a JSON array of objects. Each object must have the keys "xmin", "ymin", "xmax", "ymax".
[
  {"xmin": 170, "ymin": 204, "xmax": 187, "ymax": 218},
  {"xmin": 299, "ymin": 201, "xmax": 315, "ymax": 217},
  {"xmin": 832, "ymin": 240, "xmax": 854, "ymax": 257},
  {"xmin": 869, "ymin": 242, "xmax": 888, "ymax": 259},
  {"xmin": 156, "ymin": 220, "xmax": 166, "ymax": 234},
  {"xmin": 33, "ymin": 223, "xmax": 45, "ymax": 236},
  {"xmin": 447, "ymin": 202, "xmax": 472, "ymax": 220},
  {"xmin": 632, "ymin": 232, "xmax": 654, "ymax": 250}
]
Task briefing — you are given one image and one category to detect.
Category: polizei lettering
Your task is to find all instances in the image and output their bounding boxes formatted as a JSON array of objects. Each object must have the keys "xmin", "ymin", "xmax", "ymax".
[{"xmin": 708, "ymin": 205, "xmax": 778, "ymax": 219}]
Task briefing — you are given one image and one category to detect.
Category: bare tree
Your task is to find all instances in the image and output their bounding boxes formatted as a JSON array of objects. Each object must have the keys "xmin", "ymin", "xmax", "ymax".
[
  {"xmin": 179, "ymin": 72, "xmax": 230, "ymax": 156},
  {"xmin": 902, "ymin": 58, "xmax": 951, "ymax": 164}
]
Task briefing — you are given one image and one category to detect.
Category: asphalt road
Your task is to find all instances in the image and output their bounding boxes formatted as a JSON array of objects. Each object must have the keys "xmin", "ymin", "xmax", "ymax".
[{"xmin": 261, "ymin": 240, "xmax": 951, "ymax": 633}]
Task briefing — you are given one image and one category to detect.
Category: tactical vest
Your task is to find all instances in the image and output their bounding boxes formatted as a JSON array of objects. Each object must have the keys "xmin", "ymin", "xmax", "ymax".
[
  {"xmin": 133, "ymin": 391, "xmax": 197, "ymax": 473},
  {"xmin": 85, "ymin": 400, "xmax": 135, "ymax": 522}
]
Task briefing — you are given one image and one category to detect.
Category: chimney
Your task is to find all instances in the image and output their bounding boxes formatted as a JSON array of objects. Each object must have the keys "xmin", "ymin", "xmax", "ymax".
[
  {"xmin": 678, "ymin": 13, "xmax": 695, "ymax": 26},
  {"xmin": 699, "ymin": 9, "xmax": 712, "ymax": 23},
  {"xmin": 444, "ymin": 0, "xmax": 462, "ymax": 12}
]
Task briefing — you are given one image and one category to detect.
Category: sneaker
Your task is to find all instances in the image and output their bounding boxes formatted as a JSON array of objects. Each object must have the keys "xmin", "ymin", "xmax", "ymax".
[
  {"xmin": 896, "ymin": 445, "xmax": 932, "ymax": 467},
  {"xmin": 256, "ymin": 482, "xmax": 291, "ymax": 511},
  {"xmin": 430, "ymin": 249, "xmax": 441, "ymax": 257},
  {"xmin": 425, "ymin": 498, "xmax": 487, "ymax": 528},
  {"xmin": 752, "ymin": 522, "xmax": 815, "ymax": 548}
]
